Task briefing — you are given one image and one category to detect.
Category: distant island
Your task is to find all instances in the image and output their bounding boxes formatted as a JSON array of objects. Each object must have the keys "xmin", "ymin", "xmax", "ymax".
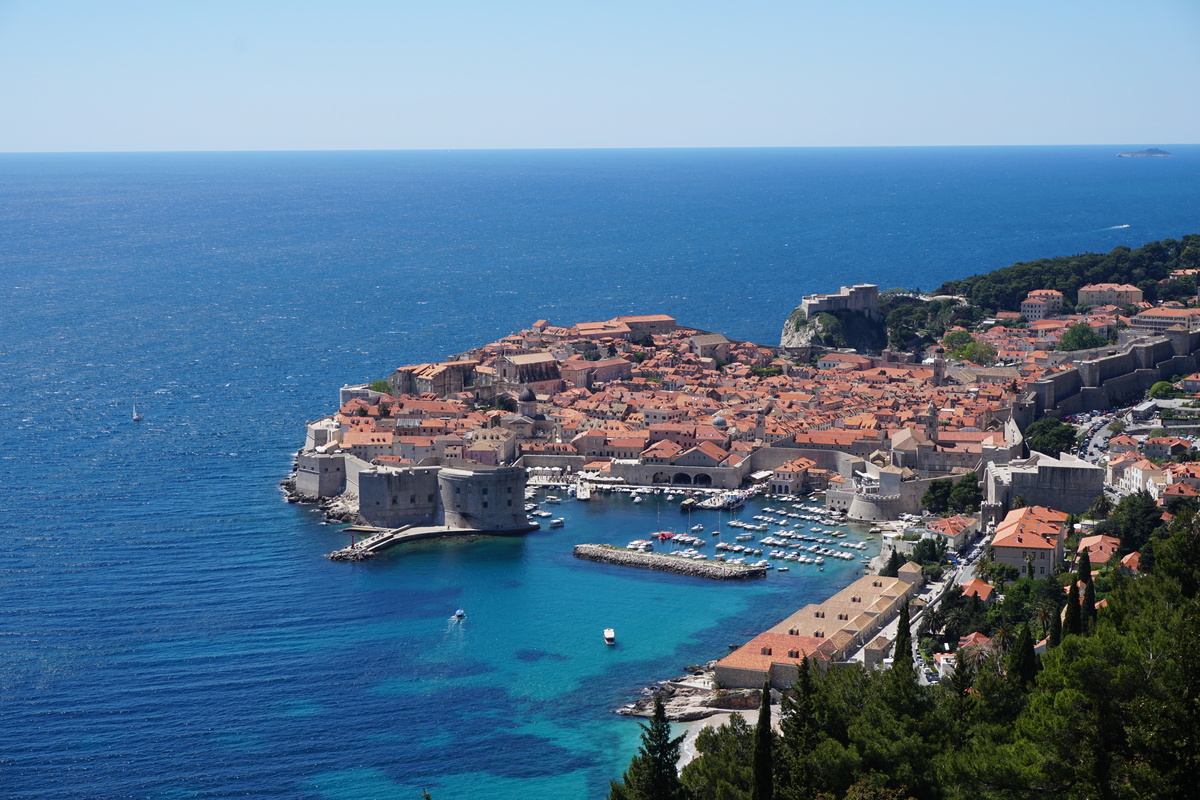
[{"xmin": 1117, "ymin": 147, "xmax": 1171, "ymax": 157}]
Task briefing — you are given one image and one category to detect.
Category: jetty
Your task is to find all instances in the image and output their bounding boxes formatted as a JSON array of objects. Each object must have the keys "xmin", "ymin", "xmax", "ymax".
[
  {"xmin": 327, "ymin": 522, "xmax": 538, "ymax": 561},
  {"xmin": 573, "ymin": 544, "xmax": 767, "ymax": 580}
]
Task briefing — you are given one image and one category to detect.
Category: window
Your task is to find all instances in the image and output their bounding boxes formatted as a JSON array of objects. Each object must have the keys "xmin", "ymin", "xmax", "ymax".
[
  {"xmin": 483, "ymin": 502, "xmax": 488, "ymax": 508},
  {"xmin": 483, "ymin": 488, "xmax": 488, "ymax": 495},
  {"xmin": 761, "ymin": 647, "xmax": 772, "ymax": 656},
  {"xmin": 507, "ymin": 500, "xmax": 512, "ymax": 507},
  {"xmin": 410, "ymin": 495, "xmax": 416, "ymax": 503}
]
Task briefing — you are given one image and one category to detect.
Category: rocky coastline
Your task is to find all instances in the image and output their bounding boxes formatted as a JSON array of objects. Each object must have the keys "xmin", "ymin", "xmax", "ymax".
[
  {"xmin": 572, "ymin": 544, "xmax": 768, "ymax": 580},
  {"xmin": 279, "ymin": 476, "xmax": 358, "ymax": 524},
  {"xmin": 617, "ymin": 668, "xmax": 768, "ymax": 721}
]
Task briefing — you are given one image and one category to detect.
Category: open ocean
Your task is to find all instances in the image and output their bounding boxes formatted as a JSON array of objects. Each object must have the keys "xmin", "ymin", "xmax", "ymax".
[{"xmin": 2, "ymin": 146, "xmax": 1198, "ymax": 799}]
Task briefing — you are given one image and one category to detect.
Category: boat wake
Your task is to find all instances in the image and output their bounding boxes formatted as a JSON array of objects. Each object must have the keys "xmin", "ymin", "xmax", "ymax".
[{"xmin": 1104, "ymin": 224, "xmax": 1131, "ymax": 230}]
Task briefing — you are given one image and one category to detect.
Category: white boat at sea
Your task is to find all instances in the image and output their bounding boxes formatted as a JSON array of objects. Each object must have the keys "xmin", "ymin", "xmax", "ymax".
[
  {"xmin": 575, "ymin": 481, "xmax": 592, "ymax": 501},
  {"xmin": 132, "ymin": 403, "xmax": 143, "ymax": 422},
  {"xmin": 604, "ymin": 628, "xmax": 615, "ymax": 645},
  {"xmin": 549, "ymin": 518, "xmax": 565, "ymax": 528}
]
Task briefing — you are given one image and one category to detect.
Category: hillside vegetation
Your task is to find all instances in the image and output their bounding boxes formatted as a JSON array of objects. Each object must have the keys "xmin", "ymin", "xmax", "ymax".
[{"xmin": 935, "ymin": 235, "xmax": 1200, "ymax": 312}]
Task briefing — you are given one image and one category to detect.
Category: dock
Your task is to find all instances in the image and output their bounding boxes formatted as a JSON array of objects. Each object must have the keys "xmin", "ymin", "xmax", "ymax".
[
  {"xmin": 327, "ymin": 521, "xmax": 539, "ymax": 561},
  {"xmin": 573, "ymin": 544, "xmax": 767, "ymax": 580}
]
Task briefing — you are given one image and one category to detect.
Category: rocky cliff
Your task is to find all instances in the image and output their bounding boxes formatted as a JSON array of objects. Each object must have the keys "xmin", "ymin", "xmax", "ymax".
[{"xmin": 780, "ymin": 307, "xmax": 888, "ymax": 353}]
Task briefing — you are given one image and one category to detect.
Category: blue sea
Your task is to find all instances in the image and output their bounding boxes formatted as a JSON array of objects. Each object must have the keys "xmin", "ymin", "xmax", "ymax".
[{"xmin": 2, "ymin": 146, "xmax": 1197, "ymax": 799}]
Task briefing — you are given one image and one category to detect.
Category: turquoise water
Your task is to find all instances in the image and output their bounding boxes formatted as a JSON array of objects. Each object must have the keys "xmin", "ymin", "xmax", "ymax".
[{"xmin": 1, "ymin": 146, "xmax": 1196, "ymax": 798}]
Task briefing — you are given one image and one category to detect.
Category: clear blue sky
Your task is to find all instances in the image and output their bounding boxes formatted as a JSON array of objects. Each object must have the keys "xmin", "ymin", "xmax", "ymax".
[{"xmin": 2, "ymin": 0, "xmax": 1198, "ymax": 152}]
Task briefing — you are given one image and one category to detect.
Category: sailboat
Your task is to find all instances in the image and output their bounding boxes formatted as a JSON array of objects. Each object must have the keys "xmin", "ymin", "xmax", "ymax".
[{"xmin": 132, "ymin": 403, "xmax": 144, "ymax": 422}]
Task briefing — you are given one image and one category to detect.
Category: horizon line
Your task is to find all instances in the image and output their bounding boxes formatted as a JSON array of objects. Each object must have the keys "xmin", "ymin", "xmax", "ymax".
[{"xmin": 1, "ymin": 143, "xmax": 1196, "ymax": 156}]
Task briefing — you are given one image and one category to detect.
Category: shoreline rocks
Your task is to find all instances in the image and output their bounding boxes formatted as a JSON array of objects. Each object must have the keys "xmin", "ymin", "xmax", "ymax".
[
  {"xmin": 617, "ymin": 671, "xmax": 767, "ymax": 721},
  {"xmin": 573, "ymin": 544, "xmax": 768, "ymax": 580}
]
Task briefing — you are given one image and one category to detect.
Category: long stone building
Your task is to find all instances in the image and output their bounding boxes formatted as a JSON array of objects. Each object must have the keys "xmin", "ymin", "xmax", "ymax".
[{"xmin": 714, "ymin": 562, "xmax": 924, "ymax": 689}]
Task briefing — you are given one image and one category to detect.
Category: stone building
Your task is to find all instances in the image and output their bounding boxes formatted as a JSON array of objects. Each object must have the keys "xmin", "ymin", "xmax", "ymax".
[
  {"xmin": 295, "ymin": 451, "xmax": 532, "ymax": 532},
  {"xmin": 984, "ymin": 452, "xmax": 1103, "ymax": 515},
  {"xmin": 799, "ymin": 284, "xmax": 880, "ymax": 321},
  {"xmin": 1076, "ymin": 283, "xmax": 1143, "ymax": 309}
]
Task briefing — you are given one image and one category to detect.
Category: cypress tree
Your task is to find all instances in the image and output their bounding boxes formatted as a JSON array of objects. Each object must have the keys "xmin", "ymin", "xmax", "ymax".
[
  {"xmin": 1063, "ymin": 582, "xmax": 1082, "ymax": 637},
  {"xmin": 893, "ymin": 600, "xmax": 913, "ymax": 678},
  {"xmin": 608, "ymin": 694, "xmax": 687, "ymax": 800},
  {"xmin": 1008, "ymin": 623, "xmax": 1038, "ymax": 689},
  {"xmin": 882, "ymin": 549, "xmax": 903, "ymax": 578},
  {"xmin": 1082, "ymin": 580, "xmax": 1097, "ymax": 633},
  {"xmin": 752, "ymin": 679, "xmax": 774, "ymax": 800},
  {"xmin": 1076, "ymin": 548, "xmax": 1093, "ymax": 585},
  {"xmin": 1049, "ymin": 600, "xmax": 1062, "ymax": 647}
]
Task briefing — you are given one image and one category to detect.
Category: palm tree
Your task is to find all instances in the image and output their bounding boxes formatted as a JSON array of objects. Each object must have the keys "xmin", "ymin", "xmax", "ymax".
[
  {"xmin": 958, "ymin": 641, "xmax": 998, "ymax": 672},
  {"xmin": 1034, "ymin": 599, "xmax": 1057, "ymax": 639},
  {"xmin": 992, "ymin": 617, "xmax": 1015, "ymax": 653}
]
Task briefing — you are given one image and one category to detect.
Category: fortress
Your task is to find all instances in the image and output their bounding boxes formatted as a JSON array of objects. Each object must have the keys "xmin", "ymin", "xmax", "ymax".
[
  {"xmin": 799, "ymin": 283, "xmax": 880, "ymax": 320},
  {"xmin": 294, "ymin": 452, "xmax": 533, "ymax": 533}
]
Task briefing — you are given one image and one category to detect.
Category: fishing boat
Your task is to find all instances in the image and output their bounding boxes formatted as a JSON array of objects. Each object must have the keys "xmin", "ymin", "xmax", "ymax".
[{"xmin": 604, "ymin": 628, "xmax": 616, "ymax": 645}]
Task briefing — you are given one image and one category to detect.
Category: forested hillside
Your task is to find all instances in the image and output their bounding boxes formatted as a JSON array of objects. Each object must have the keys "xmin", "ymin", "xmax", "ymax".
[{"xmin": 935, "ymin": 235, "xmax": 1200, "ymax": 312}]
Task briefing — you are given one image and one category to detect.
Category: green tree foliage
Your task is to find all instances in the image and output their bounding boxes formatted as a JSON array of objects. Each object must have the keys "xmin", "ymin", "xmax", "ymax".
[
  {"xmin": 1097, "ymin": 490, "xmax": 1163, "ymax": 555},
  {"xmin": 942, "ymin": 330, "xmax": 974, "ymax": 351},
  {"xmin": 1007, "ymin": 623, "xmax": 1039, "ymax": 690},
  {"xmin": 753, "ymin": 682, "xmax": 774, "ymax": 800},
  {"xmin": 681, "ymin": 713, "xmax": 754, "ymax": 800},
  {"xmin": 1063, "ymin": 582, "xmax": 1082, "ymax": 637},
  {"xmin": 1075, "ymin": 548, "xmax": 1092, "ymax": 585},
  {"xmin": 948, "ymin": 474, "xmax": 982, "ymax": 514},
  {"xmin": 880, "ymin": 549, "xmax": 904, "ymax": 578},
  {"xmin": 621, "ymin": 509, "xmax": 1200, "ymax": 800},
  {"xmin": 957, "ymin": 340, "xmax": 997, "ymax": 365},
  {"xmin": 1149, "ymin": 380, "xmax": 1176, "ymax": 399},
  {"xmin": 920, "ymin": 479, "xmax": 952, "ymax": 514},
  {"xmin": 369, "ymin": 379, "xmax": 392, "ymax": 394},
  {"xmin": 609, "ymin": 695, "xmax": 688, "ymax": 800},
  {"xmin": 1057, "ymin": 323, "xmax": 1106, "ymax": 351},
  {"xmin": 1106, "ymin": 419, "xmax": 1126, "ymax": 435},
  {"xmin": 934, "ymin": 235, "xmax": 1200, "ymax": 311},
  {"xmin": 1087, "ymin": 492, "xmax": 1113, "ymax": 520},
  {"xmin": 1024, "ymin": 417, "xmax": 1078, "ymax": 456},
  {"xmin": 1081, "ymin": 581, "xmax": 1097, "ymax": 633},
  {"xmin": 777, "ymin": 658, "xmax": 816, "ymax": 800},
  {"xmin": 892, "ymin": 602, "xmax": 913, "ymax": 680}
]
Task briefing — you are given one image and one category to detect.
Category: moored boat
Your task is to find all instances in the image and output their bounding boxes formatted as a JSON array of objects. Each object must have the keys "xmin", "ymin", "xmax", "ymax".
[{"xmin": 604, "ymin": 628, "xmax": 616, "ymax": 645}]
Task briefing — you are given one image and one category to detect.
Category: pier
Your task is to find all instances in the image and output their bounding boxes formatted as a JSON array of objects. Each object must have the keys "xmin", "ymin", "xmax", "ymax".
[
  {"xmin": 327, "ymin": 521, "xmax": 539, "ymax": 561},
  {"xmin": 573, "ymin": 544, "xmax": 767, "ymax": 580}
]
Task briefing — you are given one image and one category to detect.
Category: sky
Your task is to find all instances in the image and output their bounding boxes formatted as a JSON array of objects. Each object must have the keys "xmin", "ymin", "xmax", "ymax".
[{"xmin": 1, "ymin": 0, "xmax": 1198, "ymax": 152}]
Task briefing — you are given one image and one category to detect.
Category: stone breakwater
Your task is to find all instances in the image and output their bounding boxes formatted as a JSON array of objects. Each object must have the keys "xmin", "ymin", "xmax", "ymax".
[{"xmin": 573, "ymin": 544, "xmax": 767, "ymax": 580}]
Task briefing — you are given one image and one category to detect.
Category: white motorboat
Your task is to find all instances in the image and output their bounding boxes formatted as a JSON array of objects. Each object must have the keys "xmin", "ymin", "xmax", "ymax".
[{"xmin": 604, "ymin": 628, "xmax": 616, "ymax": 645}]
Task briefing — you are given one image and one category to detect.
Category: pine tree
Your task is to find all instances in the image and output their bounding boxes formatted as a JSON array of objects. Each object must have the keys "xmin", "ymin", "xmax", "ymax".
[
  {"xmin": 1063, "ymin": 582, "xmax": 1082, "ymax": 637},
  {"xmin": 778, "ymin": 658, "xmax": 816, "ymax": 800},
  {"xmin": 1076, "ymin": 548, "xmax": 1093, "ymax": 585},
  {"xmin": 608, "ymin": 695, "xmax": 687, "ymax": 800},
  {"xmin": 752, "ymin": 680, "xmax": 774, "ymax": 800}
]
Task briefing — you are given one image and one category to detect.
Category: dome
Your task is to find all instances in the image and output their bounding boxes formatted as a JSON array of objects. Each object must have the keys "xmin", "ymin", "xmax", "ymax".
[
  {"xmin": 711, "ymin": 415, "xmax": 729, "ymax": 429},
  {"xmin": 518, "ymin": 386, "xmax": 536, "ymax": 402}
]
